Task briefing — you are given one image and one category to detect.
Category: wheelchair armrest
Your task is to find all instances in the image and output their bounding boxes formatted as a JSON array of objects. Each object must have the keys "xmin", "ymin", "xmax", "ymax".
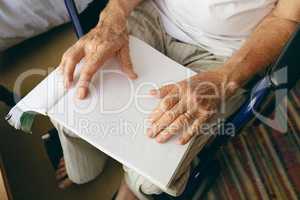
[
  {"xmin": 168, "ymin": 31, "xmax": 300, "ymax": 196},
  {"xmin": 64, "ymin": 0, "xmax": 108, "ymax": 38},
  {"xmin": 228, "ymin": 76, "xmax": 271, "ymax": 132}
]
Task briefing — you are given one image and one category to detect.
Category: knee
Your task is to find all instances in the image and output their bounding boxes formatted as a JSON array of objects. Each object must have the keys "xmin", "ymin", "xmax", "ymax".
[
  {"xmin": 50, "ymin": 118, "xmax": 78, "ymax": 138},
  {"xmin": 123, "ymin": 167, "xmax": 163, "ymax": 198},
  {"xmin": 123, "ymin": 166, "xmax": 189, "ymax": 198},
  {"xmin": 67, "ymin": 162, "xmax": 106, "ymax": 185},
  {"xmin": 65, "ymin": 153, "xmax": 107, "ymax": 185}
]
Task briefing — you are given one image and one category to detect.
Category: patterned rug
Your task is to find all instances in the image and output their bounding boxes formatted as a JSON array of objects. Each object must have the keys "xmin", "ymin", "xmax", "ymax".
[{"xmin": 203, "ymin": 82, "xmax": 300, "ymax": 199}]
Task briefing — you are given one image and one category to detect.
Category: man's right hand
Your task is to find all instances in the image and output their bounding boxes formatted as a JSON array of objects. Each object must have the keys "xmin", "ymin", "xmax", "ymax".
[{"xmin": 59, "ymin": 3, "xmax": 137, "ymax": 99}]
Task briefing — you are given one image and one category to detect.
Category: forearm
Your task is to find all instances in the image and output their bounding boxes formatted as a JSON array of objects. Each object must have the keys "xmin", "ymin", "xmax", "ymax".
[
  {"xmin": 98, "ymin": 0, "xmax": 143, "ymax": 27},
  {"xmin": 108, "ymin": 0, "xmax": 143, "ymax": 17},
  {"xmin": 91, "ymin": 0, "xmax": 143, "ymax": 35},
  {"xmin": 223, "ymin": 13, "xmax": 299, "ymax": 86}
]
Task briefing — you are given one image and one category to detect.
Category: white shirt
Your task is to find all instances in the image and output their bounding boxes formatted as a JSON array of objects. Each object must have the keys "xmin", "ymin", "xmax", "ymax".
[{"xmin": 154, "ymin": 0, "xmax": 277, "ymax": 57}]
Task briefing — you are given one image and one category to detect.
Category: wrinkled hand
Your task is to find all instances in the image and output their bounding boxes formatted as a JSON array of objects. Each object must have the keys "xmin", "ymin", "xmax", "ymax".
[
  {"xmin": 147, "ymin": 69, "xmax": 239, "ymax": 145},
  {"xmin": 59, "ymin": 11, "xmax": 137, "ymax": 99}
]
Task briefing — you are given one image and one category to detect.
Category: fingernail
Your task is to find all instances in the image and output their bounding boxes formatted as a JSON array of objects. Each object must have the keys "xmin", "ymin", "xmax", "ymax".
[
  {"xmin": 147, "ymin": 117, "xmax": 154, "ymax": 124},
  {"xmin": 130, "ymin": 73, "xmax": 138, "ymax": 79},
  {"xmin": 147, "ymin": 128, "xmax": 154, "ymax": 137},
  {"xmin": 77, "ymin": 88, "xmax": 86, "ymax": 99},
  {"xmin": 177, "ymin": 139, "xmax": 183, "ymax": 145},
  {"xmin": 157, "ymin": 133, "xmax": 169, "ymax": 143},
  {"xmin": 156, "ymin": 136, "xmax": 164, "ymax": 143}
]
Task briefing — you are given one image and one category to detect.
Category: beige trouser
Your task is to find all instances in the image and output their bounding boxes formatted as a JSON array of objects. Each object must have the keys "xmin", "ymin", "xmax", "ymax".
[{"xmin": 51, "ymin": 1, "xmax": 245, "ymax": 199}]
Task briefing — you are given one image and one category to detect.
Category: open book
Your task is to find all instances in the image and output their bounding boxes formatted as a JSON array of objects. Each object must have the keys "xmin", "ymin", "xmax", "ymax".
[{"xmin": 7, "ymin": 36, "xmax": 198, "ymax": 190}]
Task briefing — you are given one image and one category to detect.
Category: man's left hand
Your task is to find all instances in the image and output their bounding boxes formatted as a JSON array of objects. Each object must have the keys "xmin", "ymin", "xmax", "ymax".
[{"xmin": 147, "ymin": 68, "xmax": 239, "ymax": 145}]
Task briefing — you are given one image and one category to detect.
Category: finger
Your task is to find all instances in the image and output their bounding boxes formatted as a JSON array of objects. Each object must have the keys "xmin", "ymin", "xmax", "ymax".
[
  {"xmin": 118, "ymin": 44, "xmax": 138, "ymax": 79},
  {"xmin": 155, "ymin": 132, "xmax": 173, "ymax": 143},
  {"xmin": 77, "ymin": 59, "xmax": 99, "ymax": 99},
  {"xmin": 178, "ymin": 112, "xmax": 211, "ymax": 145},
  {"xmin": 77, "ymin": 51, "xmax": 109, "ymax": 99},
  {"xmin": 148, "ymin": 101, "xmax": 186, "ymax": 138},
  {"xmin": 148, "ymin": 92, "xmax": 179, "ymax": 123},
  {"xmin": 149, "ymin": 84, "xmax": 175, "ymax": 98},
  {"xmin": 178, "ymin": 119, "xmax": 201, "ymax": 145},
  {"xmin": 156, "ymin": 112, "xmax": 194, "ymax": 143},
  {"xmin": 62, "ymin": 46, "xmax": 85, "ymax": 88}
]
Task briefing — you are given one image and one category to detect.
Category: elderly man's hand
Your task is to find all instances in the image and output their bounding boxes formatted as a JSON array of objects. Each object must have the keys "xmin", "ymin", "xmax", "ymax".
[
  {"xmin": 147, "ymin": 68, "xmax": 239, "ymax": 145},
  {"xmin": 59, "ymin": 10, "xmax": 137, "ymax": 99}
]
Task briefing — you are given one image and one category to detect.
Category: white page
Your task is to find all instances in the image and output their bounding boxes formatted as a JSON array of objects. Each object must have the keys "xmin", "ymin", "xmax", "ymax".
[
  {"xmin": 48, "ymin": 37, "xmax": 196, "ymax": 190},
  {"xmin": 6, "ymin": 67, "xmax": 67, "ymax": 130},
  {"xmin": 14, "ymin": 68, "xmax": 65, "ymax": 115}
]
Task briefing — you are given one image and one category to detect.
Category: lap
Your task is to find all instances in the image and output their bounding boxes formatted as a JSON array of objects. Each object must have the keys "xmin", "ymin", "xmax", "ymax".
[
  {"xmin": 124, "ymin": 1, "xmax": 247, "ymax": 198},
  {"xmin": 128, "ymin": 0, "xmax": 227, "ymax": 73},
  {"xmin": 51, "ymin": 0, "xmax": 245, "ymax": 195}
]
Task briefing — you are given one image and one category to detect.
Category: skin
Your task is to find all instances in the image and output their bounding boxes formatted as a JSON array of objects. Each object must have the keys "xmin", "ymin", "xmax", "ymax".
[
  {"xmin": 59, "ymin": 0, "xmax": 142, "ymax": 98},
  {"xmin": 148, "ymin": 0, "xmax": 300, "ymax": 145},
  {"xmin": 58, "ymin": 0, "xmax": 300, "ymax": 198}
]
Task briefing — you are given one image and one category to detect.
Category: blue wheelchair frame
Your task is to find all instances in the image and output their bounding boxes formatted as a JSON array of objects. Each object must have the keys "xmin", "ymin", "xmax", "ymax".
[{"xmin": 64, "ymin": 0, "xmax": 300, "ymax": 199}]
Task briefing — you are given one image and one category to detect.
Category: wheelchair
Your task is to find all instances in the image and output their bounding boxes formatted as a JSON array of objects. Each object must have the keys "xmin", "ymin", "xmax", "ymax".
[
  {"xmin": 63, "ymin": 1, "xmax": 300, "ymax": 198},
  {"xmin": 1, "ymin": 0, "xmax": 299, "ymax": 199}
]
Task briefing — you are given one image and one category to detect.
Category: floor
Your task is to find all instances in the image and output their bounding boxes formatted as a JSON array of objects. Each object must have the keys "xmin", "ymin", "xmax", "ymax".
[{"xmin": 0, "ymin": 24, "xmax": 122, "ymax": 200}]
